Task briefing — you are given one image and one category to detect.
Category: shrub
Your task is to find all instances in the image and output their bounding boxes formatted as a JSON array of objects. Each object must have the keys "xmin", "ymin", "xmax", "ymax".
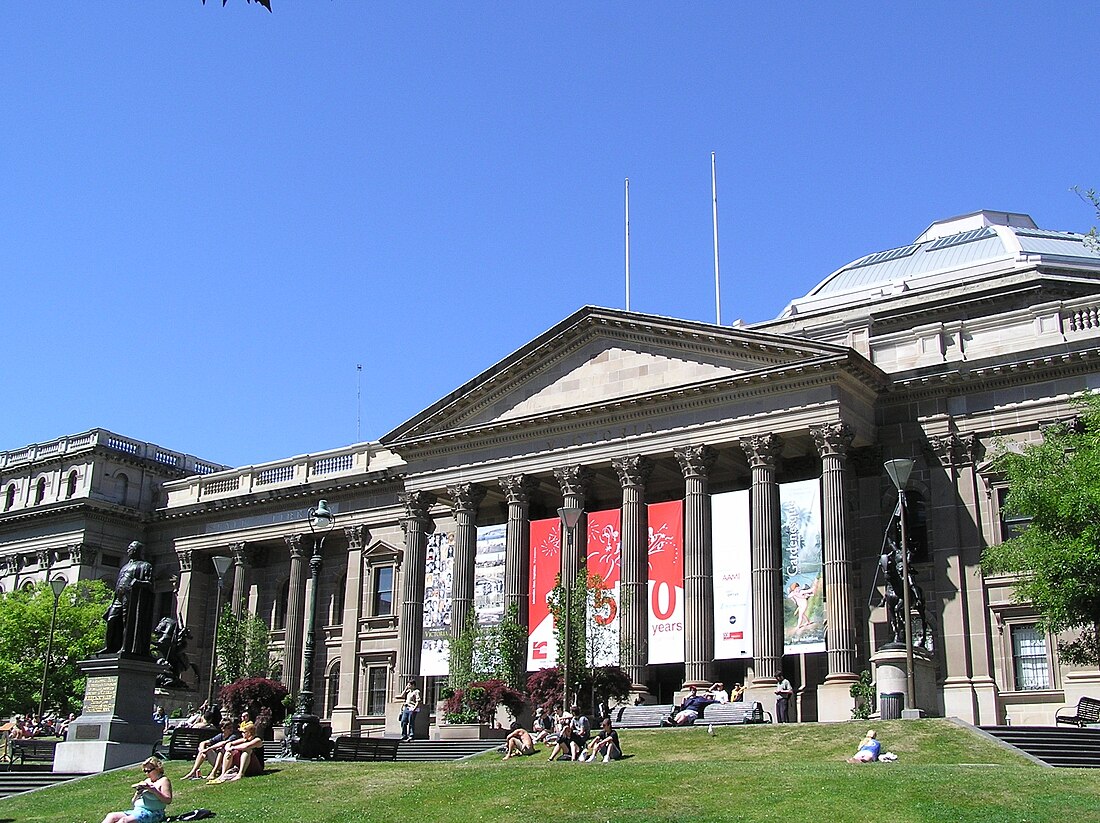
[
  {"xmin": 442, "ymin": 678, "xmax": 525, "ymax": 726},
  {"xmin": 219, "ymin": 677, "xmax": 289, "ymax": 728}
]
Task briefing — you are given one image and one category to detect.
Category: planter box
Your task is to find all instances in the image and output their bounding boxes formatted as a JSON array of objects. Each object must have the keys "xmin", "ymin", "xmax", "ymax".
[{"xmin": 436, "ymin": 723, "xmax": 509, "ymax": 741}]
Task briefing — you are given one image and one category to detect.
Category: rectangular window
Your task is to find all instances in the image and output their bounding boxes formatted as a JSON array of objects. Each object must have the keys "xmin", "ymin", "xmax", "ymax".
[
  {"xmin": 997, "ymin": 488, "xmax": 1030, "ymax": 542},
  {"xmin": 372, "ymin": 566, "xmax": 394, "ymax": 617},
  {"xmin": 366, "ymin": 666, "xmax": 387, "ymax": 716},
  {"xmin": 1011, "ymin": 623, "xmax": 1050, "ymax": 690}
]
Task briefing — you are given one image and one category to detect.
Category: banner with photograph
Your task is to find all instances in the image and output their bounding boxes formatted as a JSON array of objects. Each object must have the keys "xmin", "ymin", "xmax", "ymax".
[
  {"xmin": 527, "ymin": 517, "xmax": 561, "ymax": 670},
  {"xmin": 647, "ymin": 500, "xmax": 684, "ymax": 664},
  {"xmin": 586, "ymin": 509, "xmax": 621, "ymax": 667},
  {"xmin": 420, "ymin": 530, "xmax": 456, "ymax": 676},
  {"xmin": 781, "ymin": 478, "xmax": 825, "ymax": 655},
  {"xmin": 474, "ymin": 523, "xmax": 506, "ymax": 626},
  {"xmin": 711, "ymin": 490, "xmax": 753, "ymax": 659}
]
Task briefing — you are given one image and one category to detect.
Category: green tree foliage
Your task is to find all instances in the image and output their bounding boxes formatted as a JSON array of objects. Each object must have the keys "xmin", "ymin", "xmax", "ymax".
[
  {"xmin": 0, "ymin": 580, "xmax": 112, "ymax": 717},
  {"xmin": 1073, "ymin": 186, "xmax": 1100, "ymax": 252},
  {"xmin": 982, "ymin": 393, "xmax": 1100, "ymax": 666},
  {"xmin": 447, "ymin": 604, "xmax": 528, "ymax": 692},
  {"xmin": 215, "ymin": 606, "xmax": 273, "ymax": 685}
]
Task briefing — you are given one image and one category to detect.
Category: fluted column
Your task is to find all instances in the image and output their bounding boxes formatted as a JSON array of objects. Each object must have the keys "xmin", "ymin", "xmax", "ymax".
[
  {"xmin": 175, "ymin": 549, "xmax": 195, "ymax": 626},
  {"xmin": 397, "ymin": 490, "xmax": 436, "ymax": 685},
  {"xmin": 449, "ymin": 483, "xmax": 487, "ymax": 647},
  {"xmin": 742, "ymin": 434, "xmax": 784, "ymax": 686},
  {"xmin": 675, "ymin": 445, "xmax": 719, "ymax": 687},
  {"xmin": 283, "ymin": 534, "xmax": 308, "ymax": 696},
  {"xmin": 613, "ymin": 455, "xmax": 654, "ymax": 689},
  {"xmin": 553, "ymin": 465, "xmax": 592, "ymax": 586},
  {"xmin": 500, "ymin": 474, "xmax": 540, "ymax": 626},
  {"xmin": 812, "ymin": 422, "xmax": 857, "ymax": 681},
  {"xmin": 229, "ymin": 542, "xmax": 250, "ymax": 617},
  {"xmin": 333, "ymin": 524, "xmax": 369, "ymax": 733}
]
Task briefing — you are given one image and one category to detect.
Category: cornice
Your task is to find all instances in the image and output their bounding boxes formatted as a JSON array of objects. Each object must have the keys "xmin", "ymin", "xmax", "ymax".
[{"xmin": 0, "ymin": 499, "xmax": 147, "ymax": 529}]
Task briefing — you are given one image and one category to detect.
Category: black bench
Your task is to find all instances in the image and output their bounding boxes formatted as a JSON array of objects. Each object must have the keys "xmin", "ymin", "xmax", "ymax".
[
  {"xmin": 1055, "ymin": 696, "xmax": 1100, "ymax": 728},
  {"xmin": 700, "ymin": 701, "xmax": 770, "ymax": 725},
  {"xmin": 167, "ymin": 726, "xmax": 219, "ymax": 761},
  {"xmin": 9, "ymin": 739, "xmax": 58, "ymax": 767},
  {"xmin": 331, "ymin": 735, "xmax": 400, "ymax": 762}
]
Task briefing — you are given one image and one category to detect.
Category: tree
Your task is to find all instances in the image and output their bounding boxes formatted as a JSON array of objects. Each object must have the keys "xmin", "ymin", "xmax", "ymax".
[
  {"xmin": 0, "ymin": 580, "xmax": 112, "ymax": 717},
  {"xmin": 215, "ymin": 606, "xmax": 273, "ymax": 684},
  {"xmin": 982, "ymin": 393, "xmax": 1100, "ymax": 666},
  {"xmin": 1073, "ymin": 186, "xmax": 1100, "ymax": 252},
  {"xmin": 446, "ymin": 603, "xmax": 527, "ymax": 692},
  {"xmin": 219, "ymin": 676, "xmax": 288, "ymax": 727}
]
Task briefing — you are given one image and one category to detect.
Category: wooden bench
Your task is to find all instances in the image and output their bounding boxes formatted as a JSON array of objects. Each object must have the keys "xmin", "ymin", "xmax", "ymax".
[
  {"xmin": 700, "ymin": 701, "xmax": 770, "ymax": 725},
  {"xmin": 167, "ymin": 726, "xmax": 219, "ymax": 761},
  {"xmin": 1055, "ymin": 696, "xmax": 1100, "ymax": 728},
  {"xmin": 331, "ymin": 735, "xmax": 400, "ymax": 762},
  {"xmin": 613, "ymin": 704, "xmax": 676, "ymax": 728},
  {"xmin": 9, "ymin": 739, "xmax": 58, "ymax": 768}
]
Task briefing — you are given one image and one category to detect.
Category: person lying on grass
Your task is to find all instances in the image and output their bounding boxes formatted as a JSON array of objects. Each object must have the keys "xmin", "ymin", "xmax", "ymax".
[
  {"xmin": 847, "ymin": 729, "xmax": 881, "ymax": 763},
  {"xmin": 209, "ymin": 720, "xmax": 264, "ymax": 782},
  {"xmin": 102, "ymin": 756, "xmax": 173, "ymax": 823}
]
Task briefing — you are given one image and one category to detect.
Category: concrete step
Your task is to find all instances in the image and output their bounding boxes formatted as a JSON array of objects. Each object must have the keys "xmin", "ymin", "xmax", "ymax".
[
  {"xmin": 980, "ymin": 725, "xmax": 1100, "ymax": 769},
  {"xmin": 0, "ymin": 770, "xmax": 86, "ymax": 799}
]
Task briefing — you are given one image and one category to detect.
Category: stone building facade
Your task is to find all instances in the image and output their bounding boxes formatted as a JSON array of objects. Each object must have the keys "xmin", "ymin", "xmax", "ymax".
[{"xmin": 3, "ymin": 209, "xmax": 1099, "ymax": 729}]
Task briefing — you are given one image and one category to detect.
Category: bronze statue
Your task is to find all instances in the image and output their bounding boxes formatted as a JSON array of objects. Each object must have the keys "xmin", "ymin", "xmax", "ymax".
[
  {"xmin": 153, "ymin": 615, "xmax": 199, "ymax": 688},
  {"xmin": 98, "ymin": 541, "xmax": 156, "ymax": 656},
  {"xmin": 880, "ymin": 513, "xmax": 929, "ymax": 648}
]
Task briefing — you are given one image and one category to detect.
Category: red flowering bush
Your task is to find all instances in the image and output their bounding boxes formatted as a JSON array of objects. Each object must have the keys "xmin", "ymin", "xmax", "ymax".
[
  {"xmin": 442, "ymin": 678, "xmax": 525, "ymax": 725},
  {"xmin": 219, "ymin": 677, "xmax": 289, "ymax": 727}
]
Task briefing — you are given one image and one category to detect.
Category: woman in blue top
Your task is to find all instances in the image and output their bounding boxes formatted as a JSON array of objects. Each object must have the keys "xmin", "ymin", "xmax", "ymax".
[
  {"xmin": 847, "ymin": 729, "xmax": 881, "ymax": 763},
  {"xmin": 101, "ymin": 757, "xmax": 173, "ymax": 823}
]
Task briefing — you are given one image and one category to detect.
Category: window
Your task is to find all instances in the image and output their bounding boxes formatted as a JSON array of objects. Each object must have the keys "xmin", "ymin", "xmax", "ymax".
[
  {"xmin": 365, "ymin": 665, "xmax": 388, "ymax": 716},
  {"xmin": 330, "ymin": 575, "xmax": 346, "ymax": 625},
  {"xmin": 34, "ymin": 477, "xmax": 47, "ymax": 504},
  {"xmin": 4, "ymin": 484, "xmax": 14, "ymax": 511},
  {"xmin": 1011, "ymin": 624, "xmax": 1050, "ymax": 690},
  {"xmin": 66, "ymin": 471, "xmax": 78, "ymax": 498},
  {"xmin": 997, "ymin": 488, "xmax": 1031, "ymax": 542},
  {"xmin": 273, "ymin": 580, "xmax": 289, "ymax": 630},
  {"xmin": 372, "ymin": 566, "xmax": 394, "ymax": 617},
  {"xmin": 325, "ymin": 662, "xmax": 340, "ymax": 717},
  {"xmin": 116, "ymin": 473, "xmax": 129, "ymax": 506}
]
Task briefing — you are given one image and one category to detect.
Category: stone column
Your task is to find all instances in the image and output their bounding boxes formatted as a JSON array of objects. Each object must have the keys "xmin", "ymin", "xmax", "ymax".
[
  {"xmin": 332, "ymin": 524, "xmax": 369, "ymax": 734},
  {"xmin": 449, "ymin": 482, "xmax": 487, "ymax": 655},
  {"xmin": 742, "ymin": 434, "xmax": 784, "ymax": 693},
  {"xmin": 675, "ymin": 445, "xmax": 719, "ymax": 688},
  {"xmin": 174, "ymin": 549, "xmax": 195, "ymax": 626},
  {"xmin": 554, "ymin": 465, "xmax": 592, "ymax": 587},
  {"xmin": 229, "ymin": 542, "xmax": 250, "ymax": 617},
  {"xmin": 613, "ymin": 455, "xmax": 654, "ymax": 691},
  {"xmin": 283, "ymin": 534, "xmax": 308, "ymax": 699},
  {"xmin": 500, "ymin": 474, "xmax": 539, "ymax": 627},
  {"xmin": 396, "ymin": 491, "xmax": 436, "ymax": 686},
  {"xmin": 812, "ymin": 422, "xmax": 859, "ymax": 721}
]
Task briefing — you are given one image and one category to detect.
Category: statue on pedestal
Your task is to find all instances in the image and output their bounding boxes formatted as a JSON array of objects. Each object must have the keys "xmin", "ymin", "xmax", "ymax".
[
  {"xmin": 153, "ymin": 615, "xmax": 199, "ymax": 688},
  {"xmin": 880, "ymin": 524, "xmax": 929, "ymax": 648},
  {"xmin": 98, "ymin": 541, "xmax": 156, "ymax": 657}
]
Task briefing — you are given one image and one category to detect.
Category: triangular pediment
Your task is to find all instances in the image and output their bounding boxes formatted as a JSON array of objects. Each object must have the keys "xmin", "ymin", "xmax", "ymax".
[{"xmin": 383, "ymin": 307, "xmax": 853, "ymax": 444}]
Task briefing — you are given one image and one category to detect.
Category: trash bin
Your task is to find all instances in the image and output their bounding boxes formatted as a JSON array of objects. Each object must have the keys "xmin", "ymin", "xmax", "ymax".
[{"xmin": 880, "ymin": 692, "xmax": 903, "ymax": 720}]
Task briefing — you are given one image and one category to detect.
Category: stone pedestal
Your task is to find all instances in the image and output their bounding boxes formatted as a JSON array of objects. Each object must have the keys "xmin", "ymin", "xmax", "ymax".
[
  {"xmin": 871, "ymin": 645, "xmax": 937, "ymax": 717},
  {"xmin": 815, "ymin": 676, "xmax": 858, "ymax": 722},
  {"xmin": 54, "ymin": 655, "xmax": 164, "ymax": 773}
]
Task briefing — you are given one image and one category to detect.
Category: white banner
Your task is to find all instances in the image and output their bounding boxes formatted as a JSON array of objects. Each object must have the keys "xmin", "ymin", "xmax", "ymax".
[
  {"xmin": 781, "ymin": 479, "xmax": 825, "ymax": 655},
  {"xmin": 421, "ymin": 531, "xmax": 455, "ymax": 676},
  {"xmin": 474, "ymin": 524, "xmax": 506, "ymax": 626},
  {"xmin": 712, "ymin": 490, "xmax": 753, "ymax": 659}
]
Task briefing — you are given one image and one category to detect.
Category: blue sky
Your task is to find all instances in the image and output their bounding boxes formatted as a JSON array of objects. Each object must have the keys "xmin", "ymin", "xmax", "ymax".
[{"xmin": 2, "ymin": 2, "xmax": 1097, "ymax": 468}]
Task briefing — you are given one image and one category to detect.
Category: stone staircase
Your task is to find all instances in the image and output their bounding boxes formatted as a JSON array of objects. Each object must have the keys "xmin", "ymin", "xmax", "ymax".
[
  {"xmin": 0, "ymin": 767, "xmax": 87, "ymax": 799},
  {"xmin": 980, "ymin": 725, "xmax": 1100, "ymax": 768}
]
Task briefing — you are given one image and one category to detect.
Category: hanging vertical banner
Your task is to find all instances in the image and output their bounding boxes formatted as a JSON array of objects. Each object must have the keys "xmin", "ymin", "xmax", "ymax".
[
  {"xmin": 781, "ymin": 478, "xmax": 825, "ymax": 655},
  {"xmin": 647, "ymin": 499, "xmax": 684, "ymax": 664},
  {"xmin": 527, "ymin": 517, "xmax": 560, "ymax": 670},
  {"xmin": 421, "ymin": 530, "xmax": 456, "ymax": 676},
  {"xmin": 474, "ymin": 523, "xmax": 506, "ymax": 626},
  {"xmin": 586, "ymin": 509, "xmax": 621, "ymax": 667},
  {"xmin": 712, "ymin": 489, "xmax": 753, "ymax": 659}
]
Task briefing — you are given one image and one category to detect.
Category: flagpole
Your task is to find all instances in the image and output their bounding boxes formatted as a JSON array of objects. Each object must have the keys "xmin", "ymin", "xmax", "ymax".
[
  {"xmin": 625, "ymin": 177, "xmax": 631, "ymax": 312},
  {"xmin": 356, "ymin": 364, "xmax": 362, "ymax": 442},
  {"xmin": 711, "ymin": 152, "xmax": 721, "ymax": 325}
]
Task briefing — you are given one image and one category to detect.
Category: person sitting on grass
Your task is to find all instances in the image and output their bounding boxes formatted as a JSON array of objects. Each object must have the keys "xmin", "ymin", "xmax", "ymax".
[
  {"xmin": 847, "ymin": 729, "xmax": 881, "ymax": 763},
  {"xmin": 547, "ymin": 715, "xmax": 575, "ymax": 761},
  {"xmin": 580, "ymin": 718, "xmax": 622, "ymax": 762},
  {"xmin": 502, "ymin": 725, "xmax": 536, "ymax": 759},
  {"xmin": 210, "ymin": 721, "xmax": 264, "ymax": 782},
  {"xmin": 101, "ymin": 756, "xmax": 173, "ymax": 823},
  {"xmin": 531, "ymin": 706, "xmax": 554, "ymax": 742},
  {"xmin": 180, "ymin": 718, "xmax": 239, "ymax": 780}
]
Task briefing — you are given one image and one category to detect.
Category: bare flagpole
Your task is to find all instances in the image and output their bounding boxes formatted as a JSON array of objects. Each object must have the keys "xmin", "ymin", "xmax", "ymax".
[
  {"xmin": 356, "ymin": 364, "xmax": 362, "ymax": 442},
  {"xmin": 625, "ymin": 177, "xmax": 631, "ymax": 311},
  {"xmin": 711, "ymin": 152, "xmax": 721, "ymax": 325}
]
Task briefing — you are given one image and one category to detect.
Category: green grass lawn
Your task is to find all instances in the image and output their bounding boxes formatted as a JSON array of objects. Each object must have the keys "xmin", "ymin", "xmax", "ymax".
[{"xmin": 2, "ymin": 720, "xmax": 1097, "ymax": 823}]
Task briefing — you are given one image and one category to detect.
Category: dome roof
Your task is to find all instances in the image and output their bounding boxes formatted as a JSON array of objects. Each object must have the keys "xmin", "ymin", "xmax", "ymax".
[{"xmin": 778, "ymin": 210, "xmax": 1100, "ymax": 318}]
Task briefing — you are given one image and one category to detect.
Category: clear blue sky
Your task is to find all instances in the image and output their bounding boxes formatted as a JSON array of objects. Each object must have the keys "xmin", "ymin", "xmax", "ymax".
[{"xmin": 2, "ymin": 2, "xmax": 1097, "ymax": 468}]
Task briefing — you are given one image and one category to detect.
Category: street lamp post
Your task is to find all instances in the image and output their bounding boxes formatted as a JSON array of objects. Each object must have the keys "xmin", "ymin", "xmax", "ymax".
[
  {"xmin": 207, "ymin": 555, "xmax": 233, "ymax": 707},
  {"xmin": 557, "ymin": 506, "xmax": 583, "ymax": 709},
  {"xmin": 38, "ymin": 577, "xmax": 67, "ymax": 718},
  {"xmin": 884, "ymin": 459, "xmax": 916, "ymax": 714}
]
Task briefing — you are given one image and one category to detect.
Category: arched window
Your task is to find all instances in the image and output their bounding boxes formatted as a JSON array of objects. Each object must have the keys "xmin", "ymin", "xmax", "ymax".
[
  {"xmin": 4, "ymin": 484, "xmax": 15, "ymax": 511},
  {"xmin": 273, "ymin": 580, "xmax": 290, "ymax": 630},
  {"xmin": 66, "ymin": 470, "xmax": 78, "ymax": 498},
  {"xmin": 330, "ymin": 575, "xmax": 346, "ymax": 625},
  {"xmin": 21, "ymin": 580, "xmax": 34, "ymax": 591},
  {"xmin": 34, "ymin": 477, "xmax": 47, "ymax": 504},
  {"xmin": 325, "ymin": 662, "xmax": 340, "ymax": 718},
  {"xmin": 116, "ymin": 473, "xmax": 129, "ymax": 506}
]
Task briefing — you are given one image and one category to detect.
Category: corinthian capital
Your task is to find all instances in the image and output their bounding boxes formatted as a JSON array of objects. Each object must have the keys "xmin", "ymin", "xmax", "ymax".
[
  {"xmin": 674, "ymin": 445, "xmax": 719, "ymax": 479},
  {"xmin": 343, "ymin": 524, "xmax": 370, "ymax": 551},
  {"xmin": 447, "ymin": 483, "xmax": 487, "ymax": 515},
  {"xmin": 741, "ymin": 433, "xmax": 783, "ymax": 469},
  {"xmin": 285, "ymin": 533, "xmax": 306, "ymax": 559},
  {"xmin": 554, "ymin": 465, "xmax": 593, "ymax": 498},
  {"xmin": 811, "ymin": 422, "xmax": 854, "ymax": 459},
  {"xmin": 612, "ymin": 455, "xmax": 654, "ymax": 490},
  {"xmin": 927, "ymin": 433, "xmax": 979, "ymax": 468},
  {"xmin": 175, "ymin": 549, "xmax": 193, "ymax": 573},
  {"xmin": 399, "ymin": 490, "xmax": 437, "ymax": 533},
  {"xmin": 499, "ymin": 474, "xmax": 540, "ymax": 505}
]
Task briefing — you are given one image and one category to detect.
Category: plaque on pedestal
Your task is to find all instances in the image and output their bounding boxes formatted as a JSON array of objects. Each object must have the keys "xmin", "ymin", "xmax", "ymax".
[{"xmin": 53, "ymin": 655, "xmax": 164, "ymax": 773}]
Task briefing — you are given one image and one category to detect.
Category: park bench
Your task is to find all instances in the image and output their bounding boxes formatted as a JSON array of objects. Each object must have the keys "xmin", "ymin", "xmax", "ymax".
[
  {"xmin": 1055, "ymin": 696, "xmax": 1100, "ymax": 728},
  {"xmin": 167, "ymin": 726, "xmax": 219, "ymax": 761},
  {"xmin": 8, "ymin": 739, "xmax": 58, "ymax": 768},
  {"xmin": 612, "ymin": 704, "xmax": 675, "ymax": 728},
  {"xmin": 331, "ymin": 735, "xmax": 400, "ymax": 762},
  {"xmin": 700, "ymin": 701, "xmax": 770, "ymax": 725}
]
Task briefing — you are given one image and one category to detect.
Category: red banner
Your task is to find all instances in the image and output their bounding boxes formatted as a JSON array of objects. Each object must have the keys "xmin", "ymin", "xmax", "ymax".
[
  {"xmin": 647, "ymin": 499, "xmax": 684, "ymax": 664},
  {"xmin": 527, "ymin": 517, "xmax": 561, "ymax": 669}
]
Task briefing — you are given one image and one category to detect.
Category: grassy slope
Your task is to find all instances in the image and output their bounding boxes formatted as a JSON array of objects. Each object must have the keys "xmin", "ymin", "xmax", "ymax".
[{"xmin": 2, "ymin": 720, "xmax": 1097, "ymax": 823}]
